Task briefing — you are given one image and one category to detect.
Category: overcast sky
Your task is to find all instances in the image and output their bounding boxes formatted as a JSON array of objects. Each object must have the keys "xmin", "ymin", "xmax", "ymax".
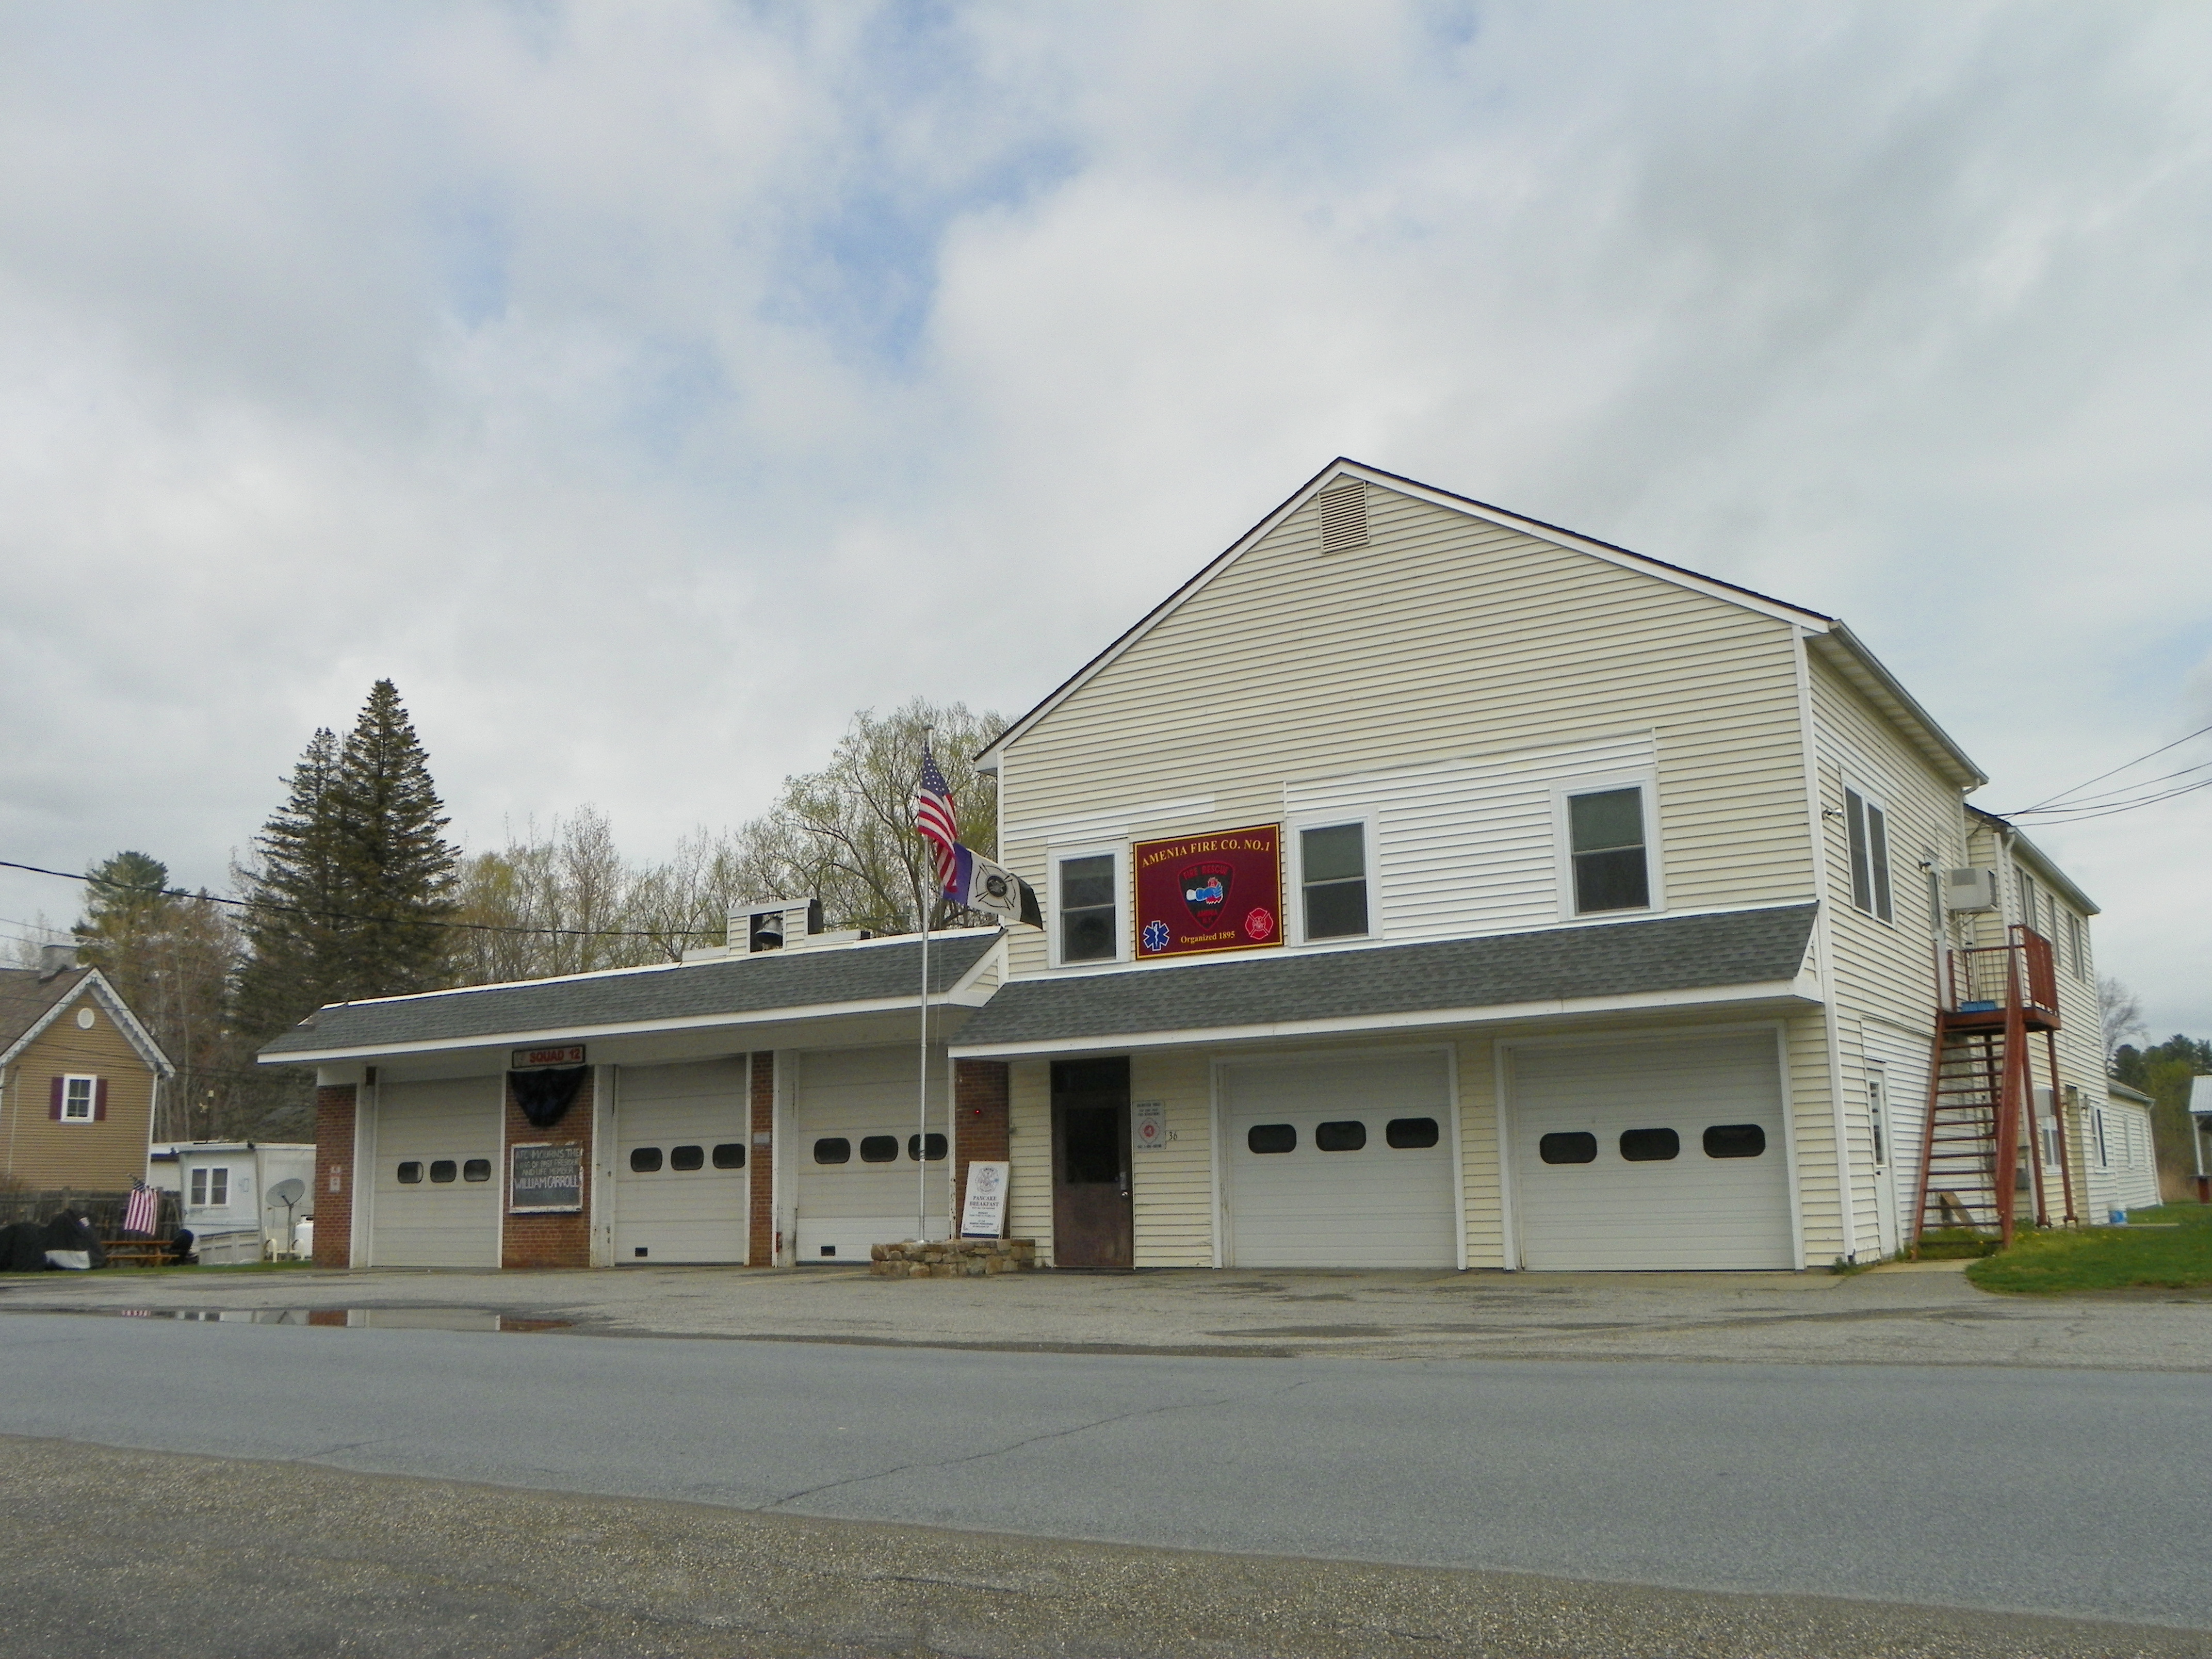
[{"xmin": 2, "ymin": 2, "xmax": 2207, "ymax": 1034}]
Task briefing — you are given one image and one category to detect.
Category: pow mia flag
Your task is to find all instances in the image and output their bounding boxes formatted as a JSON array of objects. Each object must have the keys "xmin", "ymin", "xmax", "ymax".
[{"xmin": 947, "ymin": 844, "xmax": 1045, "ymax": 929}]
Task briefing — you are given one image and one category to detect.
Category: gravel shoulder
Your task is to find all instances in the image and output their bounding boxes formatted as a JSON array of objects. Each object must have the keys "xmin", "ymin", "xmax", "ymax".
[
  {"xmin": 4, "ymin": 1259, "xmax": 2208, "ymax": 1369},
  {"xmin": 9, "ymin": 1436, "xmax": 2208, "ymax": 1659}
]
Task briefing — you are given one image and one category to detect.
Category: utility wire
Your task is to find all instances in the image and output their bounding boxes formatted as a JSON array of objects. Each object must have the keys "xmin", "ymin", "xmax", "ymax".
[
  {"xmin": 2009, "ymin": 721, "xmax": 2212, "ymax": 816},
  {"xmin": 2005, "ymin": 774, "xmax": 2212, "ymax": 825},
  {"xmin": 0, "ymin": 859, "xmax": 714, "ymax": 942}
]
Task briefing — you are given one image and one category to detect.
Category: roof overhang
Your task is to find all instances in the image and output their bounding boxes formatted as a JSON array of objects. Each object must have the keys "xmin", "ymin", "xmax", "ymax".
[
  {"xmin": 950, "ymin": 976, "xmax": 1821, "ymax": 1061},
  {"xmin": 1806, "ymin": 625, "xmax": 1987, "ymax": 792},
  {"xmin": 1966, "ymin": 808, "xmax": 2100, "ymax": 915},
  {"xmin": 0, "ymin": 968, "xmax": 175, "ymax": 1078}
]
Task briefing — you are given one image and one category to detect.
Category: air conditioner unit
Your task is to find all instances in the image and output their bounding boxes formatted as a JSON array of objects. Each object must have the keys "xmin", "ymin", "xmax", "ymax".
[{"xmin": 1942, "ymin": 868, "xmax": 1998, "ymax": 913}]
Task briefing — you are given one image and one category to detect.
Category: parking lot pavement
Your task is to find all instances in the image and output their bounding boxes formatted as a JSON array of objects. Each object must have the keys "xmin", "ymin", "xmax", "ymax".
[
  {"xmin": 9, "ymin": 1436, "xmax": 2208, "ymax": 1659},
  {"xmin": 4, "ymin": 1257, "xmax": 2207, "ymax": 1368}
]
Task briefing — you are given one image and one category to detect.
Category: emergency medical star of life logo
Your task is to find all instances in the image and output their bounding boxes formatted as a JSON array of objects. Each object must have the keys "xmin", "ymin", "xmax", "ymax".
[
  {"xmin": 1181, "ymin": 860, "xmax": 1233, "ymax": 918},
  {"xmin": 1142, "ymin": 919, "xmax": 1172, "ymax": 953}
]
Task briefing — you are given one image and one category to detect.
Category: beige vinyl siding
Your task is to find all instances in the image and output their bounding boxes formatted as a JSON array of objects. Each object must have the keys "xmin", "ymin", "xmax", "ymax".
[
  {"xmin": 1284, "ymin": 734, "xmax": 1656, "ymax": 941},
  {"xmin": 1000, "ymin": 484, "xmax": 1815, "ymax": 978},
  {"xmin": 1809, "ymin": 653, "xmax": 1967, "ymax": 1255},
  {"xmin": 1783, "ymin": 1009, "xmax": 1841, "ymax": 1262},
  {"xmin": 1455, "ymin": 1035, "xmax": 1506, "ymax": 1267},
  {"xmin": 1130, "ymin": 1049, "xmax": 1214, "ymax": 1267},
  {"xmin": 1, "ymin": 1003, "xmax": 158, "ymax": 1190},
  {"xmin": 1006, "ymin": 1060, "xmax": 1053, "ymax": 1261}
]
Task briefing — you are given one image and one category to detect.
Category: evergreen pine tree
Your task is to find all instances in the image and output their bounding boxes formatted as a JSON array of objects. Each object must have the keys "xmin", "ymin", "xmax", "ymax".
[
  {"xmin": 235, "ymin": 681, "xmax": 459, "ymax": 1042},
  {"xmin": 330, "ymin": 679, "xmax": 459, "ymax": 998},
  {"xmin": 234, "ymin": 726, "xmax": 347, "ymax": 1042}
]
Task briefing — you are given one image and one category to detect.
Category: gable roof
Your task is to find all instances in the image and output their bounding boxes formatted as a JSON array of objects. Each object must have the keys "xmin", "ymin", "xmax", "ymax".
[
  {"xmin": 258, "ymin": 931, "xmax": 1002, "ymax": 1064},
  {"xmin": 950, "ymin": 904, "xmax": 1820, "ymax": 1055},
  {"xmin": 0, "ymin": 965, "xmax": 175, "ymax": 1076},
  {"xmin": 977, "ymin": 459, "xmax": 1986, "ymax": 792}
]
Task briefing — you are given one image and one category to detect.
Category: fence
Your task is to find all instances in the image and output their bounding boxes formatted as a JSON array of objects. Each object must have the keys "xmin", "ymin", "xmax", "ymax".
[{"xmin": 0, "ymin": 1188, "xmax": 184, "ymax": 1237}]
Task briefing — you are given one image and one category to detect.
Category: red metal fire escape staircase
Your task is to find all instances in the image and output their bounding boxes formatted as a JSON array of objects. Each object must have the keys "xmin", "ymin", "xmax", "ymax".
[{"xmin": 1911, "ymin": 924, "xmax": 2075, "ymax": 1251}]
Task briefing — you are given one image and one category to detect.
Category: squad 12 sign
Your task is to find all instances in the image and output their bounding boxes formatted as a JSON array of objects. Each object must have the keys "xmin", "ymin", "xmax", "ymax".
[{"xmin": 1131, "ymin": 824, "xmax": 1281, "ymax": 959}]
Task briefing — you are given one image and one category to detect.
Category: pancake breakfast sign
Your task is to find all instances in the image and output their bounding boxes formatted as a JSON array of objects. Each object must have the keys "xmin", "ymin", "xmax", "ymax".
[{"xmin": 1132, "ymin": 824, "xmax": 1282, "ymax": 959}]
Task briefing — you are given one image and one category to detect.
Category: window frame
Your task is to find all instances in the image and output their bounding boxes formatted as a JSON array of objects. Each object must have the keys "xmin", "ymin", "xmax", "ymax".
[
  {"xmin": 189, "ymin": 1165, "xmax": 230, "ymax": 1207},
  {"xmin": 1550, "ymin": 773, "xmax": 1663, "ymax": 921},
  {"xmin": 1842, "ymin": 780, "xmax": 1895, "ymax": 925},
  {"xmin": 1287, "ymin": 814, "xmax": 1376, "ymax": 946},
  {"xmin": 1049, "ymin": 841, "xmax": 1128, "ymax": 968},
  {"xmin": 59, "ymin": 1074, "xmax": 97, "ymax": 1123}
]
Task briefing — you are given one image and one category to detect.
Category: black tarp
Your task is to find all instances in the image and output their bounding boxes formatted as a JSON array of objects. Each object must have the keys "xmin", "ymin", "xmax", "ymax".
[
  {"xmin": 0, "ymin": 1210, "xmax": 109, "ymax": 1271},
  {"xmin": 510, "ymin": 1065, "xmax": 588, "ymax": 1129}
]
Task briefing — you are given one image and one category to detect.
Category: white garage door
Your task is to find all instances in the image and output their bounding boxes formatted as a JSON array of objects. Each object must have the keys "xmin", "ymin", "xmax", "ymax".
[
  {"xmin": 794, "ymin": 1046, "xmax": 948, "ymax": 1263},
  {"xmin": 1222, "ymin": 1051, "xmax": 1456, "ymax": 1268},
  {"xmin": 613, "ymin": 1060, "xmax": 750, "ymax": 1264},
  {"xmin": 370, "ymin": 1077, "xmax": 501, "ymax": 1267},
  {"xmin": 1509, "ymin": 1031, "xmax": 1793, "ymax": 1271}
]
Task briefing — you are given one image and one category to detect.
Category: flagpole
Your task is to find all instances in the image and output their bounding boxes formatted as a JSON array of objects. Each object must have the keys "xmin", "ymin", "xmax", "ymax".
[{"xmin": 918, "ymin": 723, "xmax": 933, "ymax": 1245}]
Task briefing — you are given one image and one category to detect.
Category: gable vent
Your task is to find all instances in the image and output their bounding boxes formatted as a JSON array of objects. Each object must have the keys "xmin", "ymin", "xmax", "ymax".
[{"xmin": 1315, "ymin": 480, "xmax": 1369, "ymax": 554}]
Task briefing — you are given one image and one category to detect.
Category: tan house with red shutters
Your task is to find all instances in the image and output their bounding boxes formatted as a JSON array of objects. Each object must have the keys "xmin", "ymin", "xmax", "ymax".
[{"xmin": 0, "ymin": 949, "xmax": 173, "ymax": 1192}]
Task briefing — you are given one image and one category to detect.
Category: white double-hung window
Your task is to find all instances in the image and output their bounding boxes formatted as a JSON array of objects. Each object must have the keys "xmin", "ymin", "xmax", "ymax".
[
  {"xmin": 189, "ymin": 1166, "xmax": 230, "ymax": 1208},
  {"xmin": 1557, "ymin": 779, "xmax": 1658, "ymax": 917},
  {"xmin": 60, "ymin": 1075, "xmax": 97, "ymax": 1121},
  {"xmin": 1844, "ymin": 785, "xmax": 1893, "ymax": 923},
  {"xmin": 1052, "ymin": 847, "xmax": 1123, "ymax": 966},
  {"xmin": 1295, "ymin": 821, "xmax": 1371, "ymax": 941}
]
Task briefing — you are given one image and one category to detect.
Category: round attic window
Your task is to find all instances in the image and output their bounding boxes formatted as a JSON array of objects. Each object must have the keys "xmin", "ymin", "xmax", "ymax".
[{"xmin": 75, "ymin": 1007, "xmax": 95, "ymax": 1030}]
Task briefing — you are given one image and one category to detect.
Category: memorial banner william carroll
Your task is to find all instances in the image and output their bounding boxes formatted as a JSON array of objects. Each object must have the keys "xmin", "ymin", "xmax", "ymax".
[{"xmin": 1132, "ymin": 824, "xmax": 1282, "ymax": 959}]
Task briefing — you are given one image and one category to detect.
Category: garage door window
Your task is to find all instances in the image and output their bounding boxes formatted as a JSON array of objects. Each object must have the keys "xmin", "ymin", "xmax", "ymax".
[
  {"xmin": 670, "ymin": 1145, "xmax": 705, "ymax": 1170},
  {"xmin": 396, "ymin": 1161, "xmax": 423, "ymax": 1183},
  {"xmin": 1315, "ymin": 1120, "xmax": 1367, "ymax": 1151},
  {"xmin": 630, "ymin": 1147, "xmax": 663, "ymax": 1173},
  {"xmin": 429, "ymin": 1160, "xmax": 458, "ymax": 1183},
  {"xmin": 1619, "ymin": 1128, "xmax": 1679, "ymax": 1162},
  {"xmin": 1247, "ymin": 1123, "xmax": 1297, "ymax": 1154},
  {"xmin": 462, "ymin": 1159, "xmax": 491, "ymax": 1182},
  {"xmin": 814, "ymin": 1137, "xmax": 851, "ymax": 1164},
  {"xmin": 712, "ymin": 1142, "xmax": 746, "ymax": 1169},
  {"xmin": 1702, "ymin": 1124, "xmax": 1766, "ymax": 1159},
  {"xmin": 907, "ymin": 1132, "xmax": 948, "ymax": 1161},
  {"xmin": 1538, "ymin": 1132, "xmax": 1597, "ymax": 1164},
  {"xmin": 859, "ymin": 1134, "xmax": 900, "ymax": 1163},
  {"xmin": 1386, "ymin": 1117, "xmax": 1439, "ymax": 1149}
]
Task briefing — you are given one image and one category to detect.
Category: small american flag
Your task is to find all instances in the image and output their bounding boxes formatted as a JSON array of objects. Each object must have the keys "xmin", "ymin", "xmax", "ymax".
[
  {"xmin": 915, "ymin": 745, "xmax": 960, "ymax": 896},
  {"xmin": 122, "ymin": 1179, "xmax": 159, "ymax": 1237}
]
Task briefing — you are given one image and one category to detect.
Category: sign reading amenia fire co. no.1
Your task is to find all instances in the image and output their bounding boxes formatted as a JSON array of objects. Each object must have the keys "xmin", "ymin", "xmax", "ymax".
[{"xmin": 1131, "ymin": 824, "xmax": 1281, "ymax": 959}]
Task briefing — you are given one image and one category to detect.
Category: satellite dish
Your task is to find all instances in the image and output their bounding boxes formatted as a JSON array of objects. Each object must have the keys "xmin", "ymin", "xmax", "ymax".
[{"xmin": 268, "ymin": 1178, "xmax": 306, "ymax": 1208}]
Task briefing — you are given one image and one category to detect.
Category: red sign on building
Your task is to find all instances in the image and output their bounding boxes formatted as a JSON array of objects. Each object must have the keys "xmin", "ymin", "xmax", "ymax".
[{"xmin": 1131, "ymin": 824, "xmax": 1282, "ymax": 960}]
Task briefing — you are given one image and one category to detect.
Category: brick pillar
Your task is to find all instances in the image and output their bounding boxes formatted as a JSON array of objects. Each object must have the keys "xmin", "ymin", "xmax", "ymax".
[
  {"xmin": 502, "ymin": 1070, "xmax": 594, "ymax": 1269},
  {"xmin": 953, "ymin": 1060, "xmax": 1011, "ymax": 1238},
  {"xmin": 312, "ymin": 1084, "xmax": 356, "ymax": 1268},
  {"xmin": 748, "ymin": 1052, "xmax": 776, "ymax": 1265}
]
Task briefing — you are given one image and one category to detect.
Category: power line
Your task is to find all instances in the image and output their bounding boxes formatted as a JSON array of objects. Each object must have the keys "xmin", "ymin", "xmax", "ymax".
[
  {"xmin": 2006, "ymin": 773, "xmax": 2212, "ymax": 825},
  {"xmin": 0, "ymin": 859, "xmax": 715, "ymax": 942},
  {"xmin": 2010, "ymin": 721, "xmax": 2212, "ymax": 816}
]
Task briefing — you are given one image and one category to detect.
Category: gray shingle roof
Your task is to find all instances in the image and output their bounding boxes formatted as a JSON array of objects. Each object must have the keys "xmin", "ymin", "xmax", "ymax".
[
  {"xmin": 258, "ymin": 932, "xmax": 1000, "ymax": 1061},
  {"xmin": 0, "ymin": 966, "xmax": 90, "ymax": 1058},
  {"xmin": 951, "ymin": 905, "xmax": 1819, "ymax": 1050}
]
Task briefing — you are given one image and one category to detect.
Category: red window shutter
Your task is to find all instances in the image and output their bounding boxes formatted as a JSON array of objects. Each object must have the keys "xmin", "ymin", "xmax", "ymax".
[
  {"xmin": 50, "ymin": 1077, "xmax": 64, "ymax": 1119},
  {"xmin": 94, "ymin": 1079, "xmax": 109, "ymax": 1121}
]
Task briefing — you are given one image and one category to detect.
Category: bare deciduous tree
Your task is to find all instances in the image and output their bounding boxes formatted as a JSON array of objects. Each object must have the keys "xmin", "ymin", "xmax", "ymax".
[{"xmin": 2099, "ymin": 974, "xmax": 2148, "ymax": 1060}]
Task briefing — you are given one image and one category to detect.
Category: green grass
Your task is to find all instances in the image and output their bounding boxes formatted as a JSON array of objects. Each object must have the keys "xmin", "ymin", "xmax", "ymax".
[{"xmin": 1966, "ymin": 1203, "xmax": 2212, "ymax": 1294}]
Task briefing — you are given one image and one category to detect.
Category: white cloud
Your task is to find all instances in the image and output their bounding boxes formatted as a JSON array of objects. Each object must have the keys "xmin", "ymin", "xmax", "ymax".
[{"xmin": 1, "ymin": 0, "xmax": 2207, "ymax": 1030}]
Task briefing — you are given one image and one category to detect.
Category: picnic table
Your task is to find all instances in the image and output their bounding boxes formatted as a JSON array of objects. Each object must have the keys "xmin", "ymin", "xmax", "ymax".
[{"xmin": 101, "ymin": 1238, "xmax": 176, "ymax": 1266}]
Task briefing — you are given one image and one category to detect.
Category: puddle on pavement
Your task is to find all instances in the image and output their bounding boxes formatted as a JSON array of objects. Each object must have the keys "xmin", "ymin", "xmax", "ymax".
[{"xmin": 96, "ymin": 1308, "xmax": 570, "ymax": 1332}]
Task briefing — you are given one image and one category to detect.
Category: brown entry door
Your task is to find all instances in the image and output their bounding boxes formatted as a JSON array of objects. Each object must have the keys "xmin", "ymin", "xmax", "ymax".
[{"xmin": 1052, "ymin": 1058, "xmax": 1132, "ymax": 1268}]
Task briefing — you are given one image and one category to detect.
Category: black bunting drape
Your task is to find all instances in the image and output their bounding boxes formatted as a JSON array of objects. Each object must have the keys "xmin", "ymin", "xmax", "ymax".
[{"xmin": 509, "ymin": 1065, "xmax": 588, "ymax": 1129}]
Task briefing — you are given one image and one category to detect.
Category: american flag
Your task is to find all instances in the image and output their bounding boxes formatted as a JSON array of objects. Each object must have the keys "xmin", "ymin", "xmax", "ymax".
[
  {"xmin": 915, "ymin": 745, "xmax": 959, "ymax": 895},
  {"xmin": 121, "ymin": 1179, "xmax": 159, "ymax": 1237}
]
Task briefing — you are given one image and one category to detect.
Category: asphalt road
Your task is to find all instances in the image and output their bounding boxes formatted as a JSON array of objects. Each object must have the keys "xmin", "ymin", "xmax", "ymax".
[{"xmin": 3, "ymin": 1312, "xmax": 2204, "ymax": 1632}]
